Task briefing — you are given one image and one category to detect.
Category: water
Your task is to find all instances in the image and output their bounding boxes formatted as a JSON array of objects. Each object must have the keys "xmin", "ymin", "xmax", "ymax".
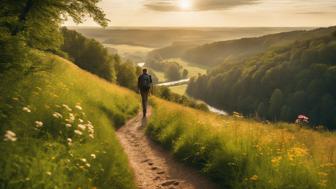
[
  {"xmin": 157, "ymin": 79, "xmax": 190, "ymax": 87},
  {"xmin": 157, "ymin": 79, "xmax": 228, "ymax": 116},
  {"xmin": 137, "ymin": 62, "xmax": 145, "ymax": 67}
]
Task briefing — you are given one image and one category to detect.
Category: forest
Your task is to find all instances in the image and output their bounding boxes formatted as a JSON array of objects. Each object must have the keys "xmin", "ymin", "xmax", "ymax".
[{"xmin": 188, "ymin": 32, "xmax": 336, "ymax": 130}]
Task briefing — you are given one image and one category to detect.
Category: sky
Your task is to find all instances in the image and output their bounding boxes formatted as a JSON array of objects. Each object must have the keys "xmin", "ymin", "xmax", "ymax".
[{"xmin": 64, "ymin": 0, "xmax": 336, "ymax": 27}]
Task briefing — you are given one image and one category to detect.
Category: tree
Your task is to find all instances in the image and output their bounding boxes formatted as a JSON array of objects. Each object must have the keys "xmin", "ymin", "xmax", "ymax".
[
  {"xmin": 182, "ymin": 69, "xmax": 189, "ymax": 78},
  {"xmin": 268, "ymin": 89, "xmax": 284, "ymax": 120},
  {"xmin": 0, "ymin": 0, "xmax": 108, "ymax": 51}
]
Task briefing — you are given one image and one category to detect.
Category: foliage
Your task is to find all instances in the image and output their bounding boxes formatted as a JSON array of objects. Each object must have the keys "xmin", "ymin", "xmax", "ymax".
[
  {"xmin": 147, "ymin": 98, "xmax": 336, "ymax": 189},
  {"xmin": 61, "ymin": 27, "xmax": 116, "ymax": 81},
  {"xmin": 0, "ymin": 0, "xmax": 108, "ymax": 51},
  {"xmin": 152, "ymin": 86, "xmax": 209, "ymax": 111},
  {"xmin": 0, "ymin": 52, "xmax": 138, "ymax": 189},
  {"xmin": 61, "ymin": 27, "xmax": 143, "ymax": 90},
  {"xmin": 182, "ymin": 26, "xmax": 336, "ymax": 66},
  {"xmin": 188, "ymin": 33, "xmax": 336, "ymax": 130},
  {"xmin": 147, "ymin": 59, "xmax": 188, "ymax": 81}
]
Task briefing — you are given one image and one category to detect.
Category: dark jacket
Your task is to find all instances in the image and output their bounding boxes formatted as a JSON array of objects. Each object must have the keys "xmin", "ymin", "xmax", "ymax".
[{"xmin": 138, "ymin": 73, "xmax": 152, "ymax": 92}]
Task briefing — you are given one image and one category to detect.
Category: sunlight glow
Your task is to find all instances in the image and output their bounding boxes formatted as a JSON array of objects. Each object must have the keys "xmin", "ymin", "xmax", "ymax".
[{"xmin": 178, "ymin": 0, "xmax": 192, "ymax": 10}]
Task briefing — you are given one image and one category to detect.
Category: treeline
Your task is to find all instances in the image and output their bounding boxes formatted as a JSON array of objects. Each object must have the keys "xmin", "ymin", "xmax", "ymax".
[
  {"xmin": 188, "ymin": 32, "xmax": 336, "ymax": 130},
  {"xmin": 146, "ymin": 59, "xmax": 188, "ymax": 81},
  {"xmin": 61, "ymin": 28, "xmax": 141, "ymax": 90},
  {"xmin": 148, "ymin": 27, "xmax": 336, "ymax": 67}
]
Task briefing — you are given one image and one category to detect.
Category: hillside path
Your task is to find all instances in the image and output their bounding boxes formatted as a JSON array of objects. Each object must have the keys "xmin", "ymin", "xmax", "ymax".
[{"xmin": 116, "ymin": 107, "xmax": 219, "ymax": 189}]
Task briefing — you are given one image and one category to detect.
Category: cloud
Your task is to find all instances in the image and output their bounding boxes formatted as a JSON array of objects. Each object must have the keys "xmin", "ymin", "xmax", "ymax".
[{"xmin": 144, "ymin": 0, "xmax": 260, "ymax": 11}]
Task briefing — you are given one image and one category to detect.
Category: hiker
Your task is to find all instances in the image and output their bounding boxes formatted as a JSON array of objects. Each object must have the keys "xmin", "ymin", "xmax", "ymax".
[{"xmin": 138, "ymin": 68, "xmax": 152, "ymax": 117}]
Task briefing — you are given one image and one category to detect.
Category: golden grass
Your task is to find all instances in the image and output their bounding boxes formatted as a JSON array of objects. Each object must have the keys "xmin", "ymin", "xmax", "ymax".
[{"xmin": 148, "ymin": 97, "xmax": 336, "ymax": 189}]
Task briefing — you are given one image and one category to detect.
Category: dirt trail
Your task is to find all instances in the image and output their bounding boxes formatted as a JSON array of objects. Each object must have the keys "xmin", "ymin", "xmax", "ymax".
[{"xmin": 116, "ymin": 107, "xmax": 218, "ymax": 189}]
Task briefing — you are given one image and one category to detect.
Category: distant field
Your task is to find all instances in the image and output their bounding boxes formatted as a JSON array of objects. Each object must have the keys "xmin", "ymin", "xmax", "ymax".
[
  {"xmin": 151, "ymin": 70, "xmax": 166, "ymax": 82},
  {"xmin": 167, "ymin": 58, "xmax": 207, "ymax": 78},
  {"xmin": 72, "ymin": 27, "xmax": 313, "ymax": 48},
  {"xmin": 169, "ymin": 84, "xmax": 188, "ymax": 95},
  {"xmin": 103, "ymin": 44, "xmax": 153, "ymax": 62}
]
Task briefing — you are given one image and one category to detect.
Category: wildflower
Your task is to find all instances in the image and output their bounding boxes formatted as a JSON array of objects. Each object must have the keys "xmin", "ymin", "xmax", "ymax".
[
  {"xmin": 233, "ymin": 112, "xmax": 243, "ymax": 118},
  {"xmin": 78, "ymin": 124, "xmax": 86, "ymax": 131},
  {"xmin": 287, "ymin": 147, "xmax": 308, "ymax": 159},
  {"xmin": 319, "ymin": 179, "xmax": 327, "ymax": 187},
  {"xmin": 12, "ymin": 97, "xmax": 19, "ymax": 101},
  {"xmin": 62, "ymin": 104, "xmax": 72, "ymax": 111},
  {"xmin": 318, "ymin": 172, "xmax": 328, "ymax": 177},
  {"xmin": 74, "ymin": 130, "xmax": 82, "ymax": 135},
  {"xmin": 86, "ymin": 163, "xmax": 91, "ymax": 168},
  {"xmin": 52, "ymin": 112, "xmax": 62, "ymax": 119},
  {"xmin": 75, "ymin": 104, "xmax": 83, "ymax": 111},
  {"xmin": 35, "ymin": 121, "xmax": 44, "ymax": 128},
  {"xmin": 65, "ymin": 123, "xmax": 72, "ymax": 128},
  {"xmin": 46, "ymin": 171, "xmax": 52, "ymax": 176},
  {"xmin": 81, "ymin": 158, "xmax": 87, "ymax": 163},
  {"xmin": 79, "ymin": 119, "xmax": 84, "ymax": 123},
  {"xmin": 249, "ymin": 175, "xmax": 259, "ymax": 181},
  {"xmin": 271, "ymin": 156, "xmax": 282, "ymax": 167},
  {"xmin": 66, "ymin": 113, "xmax": 75, "ymax": 123},
  {"xmin": 4, "ymin": 130, "xmax": 17, "ymax": 142},
  {"xmin": 90, "ymin": 154, "xmax": 96, "ymax": 159},
  {"xmin": 22, "ymin": 107, "xmax": 31, "ymax": 113},
  {"xmin": 67, "ymin": 138, "xmax": 72, "ymax": 145},
  {"xmin": 89, "ymin": 134, "xmax": 94, "ymax": 139}
]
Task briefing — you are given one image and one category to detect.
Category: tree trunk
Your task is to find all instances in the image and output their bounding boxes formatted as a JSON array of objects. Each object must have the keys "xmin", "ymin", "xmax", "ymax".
[{"xmin": 11, "ymin": 0, "xmax": 33, "ymax": 35}]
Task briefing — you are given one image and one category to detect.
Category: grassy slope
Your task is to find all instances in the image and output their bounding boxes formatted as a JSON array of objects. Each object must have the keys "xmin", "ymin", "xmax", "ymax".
[
  {"xmin": 168, "ymin": 84, "xmax": 188, "ymax": 96},
  {"xmin": 147, "ymin": 98, "xmax": 336, "ymax": 189},
  {"xmin": 0, "ymin": 51, "xmax": 139, "ymax": 189}
]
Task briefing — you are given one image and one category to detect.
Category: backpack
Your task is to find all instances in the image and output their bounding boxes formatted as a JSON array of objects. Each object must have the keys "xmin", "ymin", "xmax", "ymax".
[{"xmin": 141, "ymin": 74, "xmax": 151, "ymax": 91}]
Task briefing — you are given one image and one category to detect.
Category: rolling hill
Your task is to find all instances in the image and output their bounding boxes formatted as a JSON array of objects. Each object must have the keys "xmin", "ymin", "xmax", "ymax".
[
  {"xmin": 148, "ymin": 26, "xmax": 336, "ymax": 67},
  {"xmin": 0, "ymin": 51, "xmax": 139, "ymax": 189},
  {"xmin": 187, "ymin": 30, "xmax": 336, "ymax": 130}
]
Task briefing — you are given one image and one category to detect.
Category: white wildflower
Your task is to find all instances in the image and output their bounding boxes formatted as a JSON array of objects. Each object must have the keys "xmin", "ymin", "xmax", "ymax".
[
  {"xmin": 65, "ymin": 123, "xmax": 72, "ymax": 128},
  {"xmin": 86, "ymin": 163, "xmax": 91, "ymax": 168},
  {"xmin": 67, "ymin": 138, "xmax": 72, "ymax": 145},
  {"xmin": 46, "ymin": 171, "xmax": 52, "ymax": 176},
  {"xmin": 90, "ymin": 154, "xmax": 96, "ymax": 159},
  {"xmin": 22, "ymin": 107, "xmax": 31, "ymax": 113},
  {"xmin": 52, "ymin": 112, "xmax": 62, "ymax": 119},
  {"xmin": 75, "ymin": 105, "xmax": 82, "ymax": 111},
  {"xmin": 35, "ymin": 121, "xmax": 44, "ymax": 128},
  {"xmin": 74, "ymin": 130, "xmax": 82, "ymax": 135},
  {"xmin": 81, "ymin": 158, "xmax": 87, "ymax": 163},
  {"xmin": 12, "ymin": 97, "xmax": 19, "ymax": 101},
  {"xmin": 78, "ymin": 124, "xmax": 86, "ymax": 131},
  {"xmin": 65, "ymin": 113, "xmax": 75, "ymax": 123},
  {"xmin": 4, "ymin": 130, "xmax": 17, "ymax": 142},
  {"xmin": 89, "ymin": 134, "xmax": 94, "ymax": 139},
  {"xmin": 62, "ymin": 104, "xmax": 72, "ymax": 111},
  {"xmin": 78, "ymin": 119, "xmax": 84, "ymax": 123}
]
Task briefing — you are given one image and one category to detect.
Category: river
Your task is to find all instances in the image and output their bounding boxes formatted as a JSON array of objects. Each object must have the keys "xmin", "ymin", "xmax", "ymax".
[{"xmin": 138, "ymin": 62, "xmax": 228, "ymax": 116}]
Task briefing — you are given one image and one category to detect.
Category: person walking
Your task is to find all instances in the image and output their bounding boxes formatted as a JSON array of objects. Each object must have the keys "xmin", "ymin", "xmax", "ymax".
[{"xmin": 138, "ymin": 69, "xmax": 152, "ymax": 118}]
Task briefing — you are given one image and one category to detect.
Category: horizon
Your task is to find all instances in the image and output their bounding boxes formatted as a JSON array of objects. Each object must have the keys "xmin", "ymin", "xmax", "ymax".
[{"xmin": 64, "ymin": 0, "xmax": 336, "ymax": 27}]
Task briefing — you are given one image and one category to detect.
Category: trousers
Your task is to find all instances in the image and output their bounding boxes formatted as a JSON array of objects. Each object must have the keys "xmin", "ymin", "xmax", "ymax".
[{"xmin": 140, "ymin": 90, "xmax": 149, "ymax": 116}]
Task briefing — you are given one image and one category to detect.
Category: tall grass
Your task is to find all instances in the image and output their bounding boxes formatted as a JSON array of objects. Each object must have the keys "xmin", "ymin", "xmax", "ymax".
[
  {"xmin": 147, "ymin": 98, "xmax": 336, "ymax": 189},
  {"xmin": 0, "ymin": 51, "xmax": 139, "ymax": 189}
]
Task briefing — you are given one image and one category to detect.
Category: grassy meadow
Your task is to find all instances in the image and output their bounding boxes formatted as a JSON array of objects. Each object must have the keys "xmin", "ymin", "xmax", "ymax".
[
  {"xmin": 168, "ymin": 84, "xmax": 188, "ymax": 95},
  {"xmin": 0, "ymin": 51, "xmax": 139, "ymax": 189},
  {"xmin": 147, "ymin": 98, "xmax": 336, "ymax": 189}
]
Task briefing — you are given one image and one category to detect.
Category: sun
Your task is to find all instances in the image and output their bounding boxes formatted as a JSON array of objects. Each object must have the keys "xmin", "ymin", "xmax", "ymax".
[{"xmin": 178, "ymin": 0, "xmax": 192, "ymax": 10}]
